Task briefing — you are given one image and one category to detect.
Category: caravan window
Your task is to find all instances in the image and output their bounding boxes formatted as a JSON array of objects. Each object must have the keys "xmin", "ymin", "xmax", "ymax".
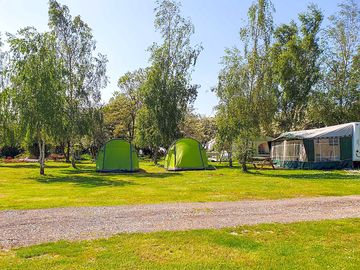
[{"xmin": 314, "ymin": 138, "xmax": 340, "ymax": 162}]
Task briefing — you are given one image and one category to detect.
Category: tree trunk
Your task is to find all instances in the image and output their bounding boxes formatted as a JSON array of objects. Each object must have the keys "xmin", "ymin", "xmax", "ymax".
[
  {"xmin": 38, "ymin": 138, "xmax": 45, "ymax": 175},
  {"xmin": 59, "ymin": 142, "xmax": 65, "ymax": 157},
  {"xmin": 71, "ymin": 144, "xmax": 76, "ymax": 169},
  {"xmin": 130, "ymin": 115, "xmax": 136, "ymax": 142},
  {"xmin": 241, "ymin": 161, "xmax": 248, "ymax": 173},
  {"xmin": 90, "ymin": 146, "xmax": 96, "ymax": 161},
  {"xmin": 65, "ymin": 141, "xmax": 70, "ymax": 163},
  {"xmin": 228, "ymin": 151, "xmax": 233, "ymax": 167},
  {"xmin": 153, "ymin": 148, "xmax": 158, "ymax": 165},
  {"xmin": 241, "ymin": 147, "xmax": 249, "ymax": 173}
]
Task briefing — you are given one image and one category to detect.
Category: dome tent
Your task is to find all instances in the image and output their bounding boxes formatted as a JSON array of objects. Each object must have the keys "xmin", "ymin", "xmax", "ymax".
[
  {"xmin": 164, "ymin": 138, "xmax": 209, "ymax": 171},
  {"xmin": 96, "ymin": 139, "xmax": 139, "ymax": 172}
]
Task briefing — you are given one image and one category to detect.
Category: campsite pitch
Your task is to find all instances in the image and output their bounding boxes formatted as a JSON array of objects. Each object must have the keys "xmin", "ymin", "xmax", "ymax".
[{"xmin": 1, "ymin": 161, "xmax": 360, "ymax": 210}]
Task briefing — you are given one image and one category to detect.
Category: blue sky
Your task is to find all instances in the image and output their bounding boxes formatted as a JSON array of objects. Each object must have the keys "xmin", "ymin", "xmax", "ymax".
[{"xmin": 0, "ymin": 0, "xmax": 342, "ymax": 116}]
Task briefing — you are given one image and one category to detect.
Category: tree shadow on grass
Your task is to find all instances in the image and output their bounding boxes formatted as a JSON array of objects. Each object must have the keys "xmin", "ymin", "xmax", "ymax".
[
  {"xmin": 59, "ymin": 168, "xmax": 182, "ymax": 179},
  {"xmin": 128, "ymin": 170, "xmax": 182, "ymax": 178},
  {"xmin": 212, "ymin": 163, "xmax": 276, "ymax": 171},
  {"xmin": 34, "ymin": 174, "xmax": 137, "ymax": 187},
  {"xmin": 0, "ymin": 163, "xmax": 70, "ymax": 169},
  {"xmin": 210, "ymin": 162, "xmax": 360, "ymax": 180},
  {"xmin": 247, "ymin": 170, "xmax": 360, "ymax": 181}
]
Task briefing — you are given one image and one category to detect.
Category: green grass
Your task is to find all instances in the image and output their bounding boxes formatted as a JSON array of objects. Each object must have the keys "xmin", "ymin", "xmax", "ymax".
[
  {"xmin": 0, "ymin": 161, "xmax": 360, "ymax": 210},
  {"xmin": 1, "ymin": 219, "xmax": 359, "ymax": 269}
]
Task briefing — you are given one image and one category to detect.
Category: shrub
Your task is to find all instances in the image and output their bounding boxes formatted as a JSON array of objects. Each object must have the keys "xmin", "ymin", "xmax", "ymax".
[{"xmin": 0, "ymin": 145, "xmax": 23, "ymax": 158}]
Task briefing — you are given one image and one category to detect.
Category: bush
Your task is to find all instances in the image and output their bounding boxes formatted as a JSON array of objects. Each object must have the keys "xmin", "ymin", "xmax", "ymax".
[{"xmin": 0, "ymin": 145, "xmax": 23, "ymax": 158}]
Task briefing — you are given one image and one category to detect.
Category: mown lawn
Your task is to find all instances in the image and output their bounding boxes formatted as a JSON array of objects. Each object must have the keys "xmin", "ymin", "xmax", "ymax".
[
  {"xmin": 0, "ymin": 219, "xmax": 359, "ymax": 269},
  {"xmin": 0, "ymin": 161, "xmax": 360, "ymax": 210}
]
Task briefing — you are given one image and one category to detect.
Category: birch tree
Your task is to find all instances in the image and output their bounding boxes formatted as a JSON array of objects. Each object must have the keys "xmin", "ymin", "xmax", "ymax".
[
  {"xmin": 214, "ymin": 0, "xmax": 276, "ymax": 172},
  {"xmin": 48, "ymin": 0, "xmax": 108, "ymax": 167},
  {"xmin": 8, "ymin": 28, "xmax": 64, "ymax": 174},
  {"xmin": 137, "ymin": 0, "xmax": 202, "ymax": 164},
  {"xmin": 309, "ymin": 0, "xmax": 359, "ymax": 125},
  {"xmin": 272, "ymin": 5, "xmax": 323, "ymax": 131}
]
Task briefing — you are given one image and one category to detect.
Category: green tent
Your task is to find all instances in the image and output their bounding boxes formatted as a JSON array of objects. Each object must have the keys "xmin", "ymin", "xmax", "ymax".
[
  {"xmin": 164, "ymin": 138, "xmax": 209, "ymax": 171},
  {"xmin": 96, "ymin": 139, "xmax": 139, "ymax": 172}
]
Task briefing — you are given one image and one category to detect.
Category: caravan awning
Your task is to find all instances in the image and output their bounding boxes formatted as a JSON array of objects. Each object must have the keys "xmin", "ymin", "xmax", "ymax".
[{"xmin": 274, "ymin": 122, "xmax": 358, "ymax": 141}]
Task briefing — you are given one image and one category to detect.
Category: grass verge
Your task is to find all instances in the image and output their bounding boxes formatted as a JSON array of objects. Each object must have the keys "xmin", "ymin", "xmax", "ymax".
[{"xmin": 1, "ymin": 219, "xmax": 359, "ymax": 269}]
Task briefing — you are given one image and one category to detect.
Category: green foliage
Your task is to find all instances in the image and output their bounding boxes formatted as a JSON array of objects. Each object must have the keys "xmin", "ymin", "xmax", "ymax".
[
  {"xmin": 23, "ymin": 132, "xmax": 51, "ymax": 159},
  {"xmin": 0, "ymin": 33, "xmax": 5, "ymax": 90},
  {"xmin": 8, "ymin": 28, "xmax": 65, "ymax": 174},
  {"xmin": 81, "ymin": 107, "xmax": 107, "ymax": 159},
  {"xmin": 137, "ymin": 0, "xmax": 202, "ymax": 163},
  {"xmin": 214, "ymin": 48, "xmax": 246, "ymax": 167},
  {"xmin": 1, "ymin": 1, "xmax": 107, "ymax": 168},
  {"xmin": 104, "ymin": 69, "xmax": 145, "ymax": 141},
  {"xmin": 104, "ymin": 94, "xmax": 137, "ymax": 139},
  {"xmin": 214, "ymin": 2, "xmax": 329, "ymax": 170},
  {"xmin": 215, "ymin": 0, "xmax": 276, "ymax": 171},
  {"xmin": 0, "ymin": 33, "xmax": 19, "ymax": 148},
  {"xmin": 180, "ymin": 107, "xmax": 216, "ymax": 145},
  {"xmin": 48, "ymin": 0, "xmax": 108, "ymax": 167},
  {"xmin": 271, "ymin": 5, "xmax": 323, "ymax": 132},
  {"xmin": 240, "ymin": 0, "xmax": 277, "ymax": 136},
  {"xmin": 308, "ymin": 0, "xmax": 360, "ymax": 126},
  {"xmin": 215, "ymin": 105, "xmax": 236, "ymax": 166},
  {"xmin": 0, "ymin": 88, "xmax": 18, "ymax": 147},
  {"xmin": 0, "ymin": 145, "xmax": 23, "ymax": 157},
  {"xmin": 135, "ymin": 106, "xmax": 162, "ymax": 157}
]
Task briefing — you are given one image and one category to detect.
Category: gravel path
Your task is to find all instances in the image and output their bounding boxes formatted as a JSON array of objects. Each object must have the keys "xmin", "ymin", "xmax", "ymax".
[{"xmin": 1, "ymin": 195, "xmax": 360, "ymax": 249}]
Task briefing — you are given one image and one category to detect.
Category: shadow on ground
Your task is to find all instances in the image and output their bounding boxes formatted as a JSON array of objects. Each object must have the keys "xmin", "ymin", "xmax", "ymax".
[
  {"xmin": 34, "ymin": 174, "xmax": 137, "ymax": 187},
  {"xmin": 1, "ymin": 163, "xmax": 70, "ymax": 169},
  {"xmin": 59, "ymin": 168, "xmax": 182, "ymax": 179},
  {"xmin": 248, "ymin": 171, "xmax": 360, "ymax": 181},
  {"xmin": 211, "ymin": 163, "xmax": 360, "ymax": 181},
  {"xmin": 31, "ymin": 168, "xmax": 182, "ymax": 188}
]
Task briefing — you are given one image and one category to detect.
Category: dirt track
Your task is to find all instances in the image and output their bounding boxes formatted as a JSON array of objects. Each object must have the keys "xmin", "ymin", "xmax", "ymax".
[{"xmin": 1, "ymin": 195, "xmax": 360, "ymax": 249}]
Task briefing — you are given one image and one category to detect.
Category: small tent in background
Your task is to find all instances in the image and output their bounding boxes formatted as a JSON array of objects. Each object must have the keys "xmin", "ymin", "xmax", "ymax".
[
  {"xmin": 165, "ymin": 138, "xmax": 209, "ymax": 171},
  {"xmin": 96, "ymin": 139, "xmax": 139, "ymax": 172},
  {"xmin": 271, "ymin": 122, "xmax": 360, "ymax": 169}
]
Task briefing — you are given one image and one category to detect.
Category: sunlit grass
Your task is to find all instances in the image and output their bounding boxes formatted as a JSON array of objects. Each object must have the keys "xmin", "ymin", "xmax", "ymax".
[
  {"xmin": 1, "ymin": 219, "xmax": 359, "ymax": 269},
  {"xmin": 0, "ymin": 160, "xmax": 359, "ymax": 210}
]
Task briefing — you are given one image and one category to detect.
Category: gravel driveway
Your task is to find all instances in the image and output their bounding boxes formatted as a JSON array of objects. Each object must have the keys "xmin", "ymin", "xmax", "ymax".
[{"xmin": 1, "ymin": 195, "xmax": 360, "ymax": 249}]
